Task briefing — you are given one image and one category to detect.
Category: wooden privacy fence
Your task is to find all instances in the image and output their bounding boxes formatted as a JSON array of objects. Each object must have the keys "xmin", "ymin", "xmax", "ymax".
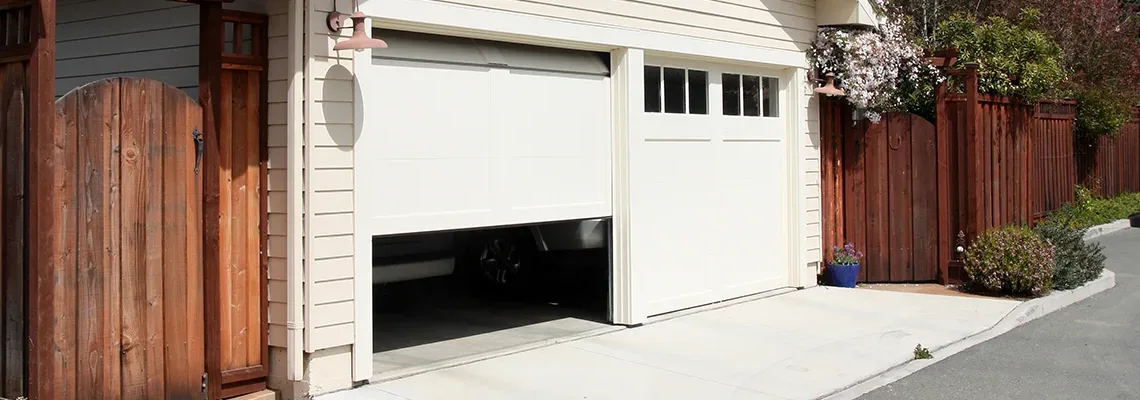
[
  {"xmin": 1032, "ymin": 101, "xmax": 1078, "ymax": 219},
  {"xmin": 819, "ymin": 101, "xmax": 941, "ymax": 283},
  {"xmin": 821, "ymin": 65, "xmax": 1140, "ymax": 284},
  {"xmin": 0, "ymin": 2, "xmax": 32, "ymax": 398},
  {"xmin": 1076, "ymin": 113, "xmax": 1140, "ymax": 197}
]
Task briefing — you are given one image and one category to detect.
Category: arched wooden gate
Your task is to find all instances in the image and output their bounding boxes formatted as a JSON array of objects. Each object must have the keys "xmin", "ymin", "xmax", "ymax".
[{"xmin": 52, "ymin": 78, "xmax": 206, "ymax": 399}]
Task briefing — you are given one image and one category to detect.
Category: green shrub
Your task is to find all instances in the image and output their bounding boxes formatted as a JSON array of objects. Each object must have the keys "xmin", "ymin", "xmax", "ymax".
[
  {"xmin": 1033, "ymin": 222, "xmax": 1106, "ymax": 290},
  {"xmin": 962, "ymin": 225, "xmax": 1055, "ymax": 297},
  {"xmin": 934, "ymin": 10, "xmax": 1065, "ymax": 102},
  {"xmin": 1046, "ymin": 188, "xmax": 1140, "ymax": 229},
  {"xmin": 1073, "ymin": 87, "xmax": 1134, "ymax": 139}
]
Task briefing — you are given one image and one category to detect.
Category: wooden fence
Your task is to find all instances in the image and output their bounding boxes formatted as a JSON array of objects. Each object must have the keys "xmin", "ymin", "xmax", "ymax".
[
  {"xmin": 821, "ymin": 64, "xmax": 1140, "ymax": 283},
  {"xmin": 0, "ymin": 2, "xmax": 32, "ymax": 398},
  {"xmin": 1031, "ymin": 101, "xmax": 1079, "ymax": 219},
  {"xmin": 819, "ymin": 101, "xmax": 941, "ymax": 283},
  {"xmin": 1076, "ymin": 114, "xmax": 1140, "ymax": 197}
]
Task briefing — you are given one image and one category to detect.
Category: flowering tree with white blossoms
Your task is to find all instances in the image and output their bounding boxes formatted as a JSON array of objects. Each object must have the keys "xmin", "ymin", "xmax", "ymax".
[{"xmin": 808, "ymin": 18, "xmax": 940, "ymax": 122}]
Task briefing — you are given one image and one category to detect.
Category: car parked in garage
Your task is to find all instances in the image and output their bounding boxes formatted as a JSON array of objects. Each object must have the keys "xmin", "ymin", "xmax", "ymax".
[{"xmin": 372, "ymin": 218, "xmax": 610, "ymax": 293}]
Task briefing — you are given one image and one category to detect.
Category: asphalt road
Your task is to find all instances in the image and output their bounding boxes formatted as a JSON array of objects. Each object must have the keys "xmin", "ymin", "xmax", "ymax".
[{"xmin": 860, "ymin": 227, "xmax": 1140, "ymax": 400}]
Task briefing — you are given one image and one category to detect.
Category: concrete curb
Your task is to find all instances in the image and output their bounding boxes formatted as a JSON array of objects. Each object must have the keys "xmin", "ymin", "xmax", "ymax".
[
  {"xmin": 1083, "ymin": 219, "xmax": 1133, "ymax": 240},
  {"xmin": 822, "ymin": 269, "xmax": 1117, "ymax": 400}
]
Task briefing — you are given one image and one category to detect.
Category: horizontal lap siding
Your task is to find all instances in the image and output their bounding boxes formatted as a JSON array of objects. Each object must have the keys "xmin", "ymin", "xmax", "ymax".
[
  {"xmin": 804, "ymin": 91, "xmax": 822, "ymax": 272},
  {"xmin": 55, "ymin": 1, "xmax": 200, "ymax": 97},
  {"xmin": 55, "ymin": 0, "xmax": 269, "ymax": 98},
  {"xmin": 267, "ymin": 1, "xmax": 290, "ymax": 349},
  {"xmin": 308, "ymin": 0, "xmax": 357, "ymax": 352},
  {"xmin": 430, "ymin": 0, "xmax": 816, "ymax": 52}
]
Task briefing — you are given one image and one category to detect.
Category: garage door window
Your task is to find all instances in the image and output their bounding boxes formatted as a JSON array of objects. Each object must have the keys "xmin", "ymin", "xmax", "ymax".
[
  {"xmin": 722, "ymin": 73, "xmax": 779, "ymax": 118},
  {"xmin": 645, "ymin": 66, "xmax": 708, "ymax": 115}
]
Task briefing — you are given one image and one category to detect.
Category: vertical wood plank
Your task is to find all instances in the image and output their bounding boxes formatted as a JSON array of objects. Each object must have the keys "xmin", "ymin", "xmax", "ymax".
[
  {"xmin": 201, "ymin": 4, "xmax": 226, "ymax": 397},
  {"xmin": 142, "ymin": 79, "xmax": 166, "ymax": 400},
  {"xmin": 162, "ymin": 85, "xmax": 191, "ymax": 399},
  {"xmin": 28, "ymin": 0, "xmax": 58, "ymax": 398},
  {"xmin": 75, "ymin": 80, "xmax": 107, "ymax": 400},
  {"xmin": 912, "ymin": 117, "xmax": 938, "ymax": 281},
  {"xmin": 887, "ymin": 115, "xmax": 913, "ymax": 281},
  {"xmin": 258, "ymin": 60, "xmax": 270, "ymax": 372},
  {"xmin": 101, "ymin": 79, "xmax": 123, "ymax": 400},
  {"xmin": 965, "ymin": 66, "xmax": 982, "ymax": 242},
  {"xmin": 185, "ymin": 92, "xmax": 206, "ymax": 399},
  {"xmin": 229, "ymin": 69, "xmax": 249, "ymax": 369},
  {"xmin": 219, "ymin": 69, "xmax": 235, "ymax": 371},
  {"xmin": 865, "ymin": 119, "xmax": 889, "ymax": 282},
  {"xmin": 819, "ymin": 99, "xmax": 836, "ymax": 258},
  {"xmin": 843, "ymin": 110, "xmax": 867, "ymax": 282},
  {"xmin": 246, "ymin": 69, "xmax": 262, "ymax": 366},
  {"xmin": 0, "ymin": 63, "xmax": 25, "ymax": 399},
  {"xmin": 52, "ymin": 75, "xmax": 79, "ymax": 400},
  {"xmin": 0, "ymin": 62, "xmax": 7, "ymax": 399},
  {"xmin": 934, "ymin": 82, "xmax": 951, "ymax": 283},
  {"xmin": 119, "ymin": 78, "xmax": 149, "ymax": 400}
]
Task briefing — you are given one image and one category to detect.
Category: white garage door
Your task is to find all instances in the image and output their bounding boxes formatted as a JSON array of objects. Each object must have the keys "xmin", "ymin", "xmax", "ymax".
[
  {"xmin": 633, "ymin": 59, "xmax": 791, "ymax": 316},
  {"xmin": 355, "ymin": 31, "xmax": 613, "ymax": 236}
]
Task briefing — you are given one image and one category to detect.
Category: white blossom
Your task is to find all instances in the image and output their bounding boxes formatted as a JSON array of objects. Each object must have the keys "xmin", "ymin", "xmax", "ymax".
[{"xmin": 808, "ymin": 19, "xmax": 940, "ymax": 121}]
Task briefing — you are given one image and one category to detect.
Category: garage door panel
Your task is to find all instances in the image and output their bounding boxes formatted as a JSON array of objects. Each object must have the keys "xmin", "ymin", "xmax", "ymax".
[
  {"xmin": 497, "ymin": 70, "xmax": 610, "ymax": 158},
  {"xmin": 493, "ymin": 156, "xmax": 609, "ymax": 210},
  {"xmin": 720, "ymin": 117, "xmax": 785, "ymax": 142},
  {"xmin": 642, "ymin": 116, "xmax": 718, "ymax": 141},
  {"xmin": 358, "ymin": 33, "xmax": 613, "ymax": 236},
  {"xmin": 633, "ymin": 62, "xmax": 790, "ymax": 317},
  {"xmin": 371, "ymin": 60, "xmax": 493, "ymax": 159},
  {"xmin": 372, "ymin": 158, "xmax": 493, "ymax": 216}
]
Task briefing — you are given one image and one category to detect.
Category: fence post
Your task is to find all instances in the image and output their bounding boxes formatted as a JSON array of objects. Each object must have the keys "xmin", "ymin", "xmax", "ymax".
[
  {"xmin": 935, "ymin": 78, "xmax": 951, "ymax": 283},
  {"xmin": 964, "ymin": 64, "xmax": 983, "ymax": 243}
]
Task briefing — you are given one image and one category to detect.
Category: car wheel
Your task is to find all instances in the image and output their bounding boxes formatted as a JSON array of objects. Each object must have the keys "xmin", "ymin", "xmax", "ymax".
[{"xmin": 478, "ymin": 234, "xmax": 529, "ymax": 288}]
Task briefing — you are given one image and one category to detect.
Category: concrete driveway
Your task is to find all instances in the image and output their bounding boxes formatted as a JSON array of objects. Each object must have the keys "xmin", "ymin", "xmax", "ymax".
[
  {"xmin": 322, "ymin": 284, "xmax": 1019, "ymax": 400},
  {"xmin": 859, "ymin": 228, "xmax": 1139, "ymax": 400}
]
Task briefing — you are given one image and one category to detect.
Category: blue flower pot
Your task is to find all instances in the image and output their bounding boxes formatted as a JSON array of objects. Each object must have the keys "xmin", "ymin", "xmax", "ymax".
[{"xmin": 826, "ymin": 263, "xmax": 860, "ymax": 288}]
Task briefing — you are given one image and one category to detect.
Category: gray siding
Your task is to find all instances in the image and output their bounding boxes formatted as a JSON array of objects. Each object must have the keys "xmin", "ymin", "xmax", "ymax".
[{"xmin": 55, "ymin": 0, "xmax": 267, "ymax": 98}]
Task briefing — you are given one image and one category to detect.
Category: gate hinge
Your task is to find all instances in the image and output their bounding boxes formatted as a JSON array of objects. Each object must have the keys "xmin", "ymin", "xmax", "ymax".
[{"xmin": 201, "ymin": 372, "xmax": 209, "ymax": 400}]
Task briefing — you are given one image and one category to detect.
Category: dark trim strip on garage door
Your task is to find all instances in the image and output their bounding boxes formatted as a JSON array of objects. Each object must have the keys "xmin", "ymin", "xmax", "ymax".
[{"xmin": 370, "ymin": 29, "xmax": 611, "ymax": 77}]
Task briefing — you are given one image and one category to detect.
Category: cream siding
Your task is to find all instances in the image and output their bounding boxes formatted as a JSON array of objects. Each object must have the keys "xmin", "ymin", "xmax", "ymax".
[
  {"xmin": 267, "ymin": 0, "xmax": 292, "ymax": 350},
  {"xmin": 423, "ymin": 0, "xmax": 816, "ymax": 52},
  {"xmin": 305, "ymin": 0, "xmax": 359, "ymax": 353},
  {"xmin": 804, "ymin": 94, "xmax": 823, "ymax": 270}
]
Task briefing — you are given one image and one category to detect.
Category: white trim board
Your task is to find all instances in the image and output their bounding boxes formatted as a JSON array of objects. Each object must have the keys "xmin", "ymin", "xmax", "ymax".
[{"xmin": 359, "ymin": 0, "xmax": 809, "ymax": 69}]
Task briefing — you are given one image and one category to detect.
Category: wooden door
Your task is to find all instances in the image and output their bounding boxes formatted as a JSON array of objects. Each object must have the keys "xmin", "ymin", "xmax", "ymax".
[
  {"xmin": 841, "ymin": 115, "xmax": 940, "ymax": 282},
  {"xmin": 51, "ymin": 78, "xmax": 205, "ymax": 399},
  {"xmin": 206, "ymin": 10, "xmax": 270, "ymax": 399}
]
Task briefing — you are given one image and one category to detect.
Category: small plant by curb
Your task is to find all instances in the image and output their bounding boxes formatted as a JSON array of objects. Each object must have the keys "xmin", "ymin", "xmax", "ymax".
[{"xmin": 913, "ymin": 344, "xmax": 933, "ymax": 360}]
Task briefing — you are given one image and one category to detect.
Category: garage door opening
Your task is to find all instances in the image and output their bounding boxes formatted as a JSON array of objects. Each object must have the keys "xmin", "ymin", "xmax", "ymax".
[
  {"xmin": 370, "ymin": 219, "xmax": 612, "ymax": 378},
  {"xmin": 356, "ymin": 29, "xmax": 617, "ymax": 378}
]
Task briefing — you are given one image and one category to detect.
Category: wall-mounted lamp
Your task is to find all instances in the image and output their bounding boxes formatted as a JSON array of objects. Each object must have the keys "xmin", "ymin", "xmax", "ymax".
[
  {"xmin": 813, "ymin": 72, "xmax": 845, "ymax": 96},
  {"xmin": 328, "ymin": 0, "xmax": 388, "ymax": 51}
]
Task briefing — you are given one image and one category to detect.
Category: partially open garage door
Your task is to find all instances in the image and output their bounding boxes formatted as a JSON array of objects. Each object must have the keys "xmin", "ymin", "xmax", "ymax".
[
  {"xmin": 632, "ymin": 60, "xmax": 792, "ymax": 316},
  {"xmin": 355, "ymin": 30, "xmax": 613, "ymax": 236}
]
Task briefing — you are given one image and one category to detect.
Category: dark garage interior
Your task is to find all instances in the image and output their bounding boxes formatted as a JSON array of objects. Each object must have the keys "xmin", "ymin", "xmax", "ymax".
[{"xmin": 370, "ymin": 221, "xmax": 612, "ymax": 378}]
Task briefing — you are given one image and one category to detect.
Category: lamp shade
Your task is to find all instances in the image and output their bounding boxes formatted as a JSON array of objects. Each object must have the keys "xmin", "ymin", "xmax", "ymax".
[
  {"xmin": 333, "ymin": 12, "xmax": 387, "ymax": 51},
  {"xmin": 814, "ymin": 73, "xmax": 845, "ymax": 96}
]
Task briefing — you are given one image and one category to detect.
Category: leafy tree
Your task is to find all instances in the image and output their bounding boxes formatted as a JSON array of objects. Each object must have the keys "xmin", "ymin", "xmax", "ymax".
[{"xmin": 934, "ymin": 10, "xmax": 1066, "ymax": 102}]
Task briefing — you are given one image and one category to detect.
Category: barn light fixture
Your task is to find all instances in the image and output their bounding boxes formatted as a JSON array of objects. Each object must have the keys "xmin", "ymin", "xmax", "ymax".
[
  {"xmin": 814, "ymin": 72, "xmax": 845, "ymax": 96},
  {"xmin": 328, "ymin": 0, "xmax": 388, "ymax": 51}
]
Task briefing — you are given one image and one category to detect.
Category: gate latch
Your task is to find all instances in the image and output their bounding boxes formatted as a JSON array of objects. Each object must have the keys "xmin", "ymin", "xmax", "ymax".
[{"xmin": 192, "ymin": 128, "xmax": 204, "ymax": 174}]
